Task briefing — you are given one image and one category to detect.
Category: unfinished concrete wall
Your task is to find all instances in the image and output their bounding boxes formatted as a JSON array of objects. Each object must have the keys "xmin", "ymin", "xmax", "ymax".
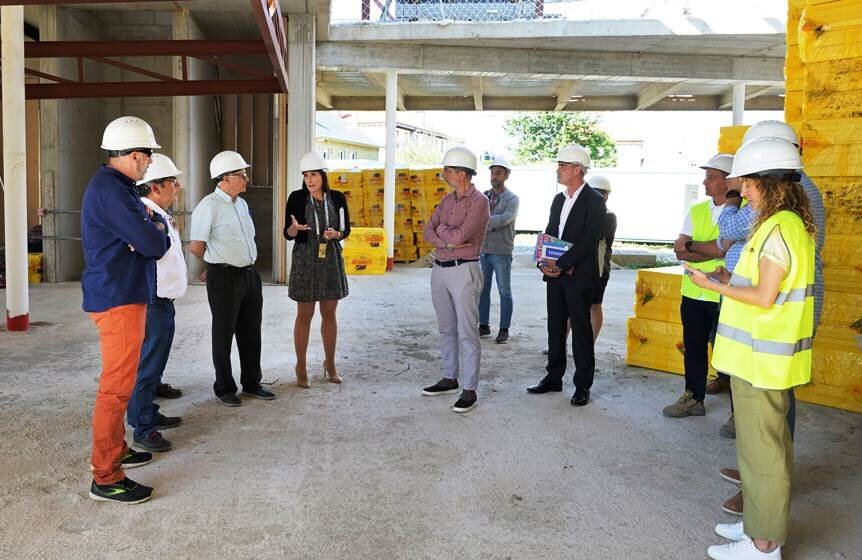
[
  {"xmin": 98, "ymin": 9, "xmax": 174, "ymax": 162},
  {"xmin": 173, "ymin": 10, "xmax": 219, "ymax": 282},
  {"xmin": 39, "ymin": 7, "xmax": 105, "ymax": 282}
]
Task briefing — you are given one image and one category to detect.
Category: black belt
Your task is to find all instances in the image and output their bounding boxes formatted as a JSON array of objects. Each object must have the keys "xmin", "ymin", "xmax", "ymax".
[
  {"xmin": 209, "ymin": 263, "xmax": 255, "ymax": 272},
  {"xmin": 434, "ymin": 258, "xmax": 478, "ymax": 268},
  {"xmin": 154, "ymin": 296, "xmax": 174, "ymax": 303}
]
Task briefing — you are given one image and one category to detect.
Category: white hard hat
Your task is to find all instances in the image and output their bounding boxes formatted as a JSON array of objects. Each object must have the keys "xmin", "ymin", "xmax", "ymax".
[
  {"xmin": 727, "ymin": 137, "xmax": 803, "ymax": 179},
  {"xmin": 136, "ymin": 153, "xmax": 182, "ymax": 186},
  {"xmin": 488, "ymin": 156, "xmax": 511, "ymax": 171},
  {"xmin": 742, "ymin": 120, "xmax": 799, "ymax": 146},
  {"xmin": 210, "ymin": 150, "xmax": 250, "ymax": 179},
  {"xmin": 299, "ymin": 151, "xmax": 327, "ymax": 173},
  {"xmin": 699, "ymin": 153, "xmax": 734, "ymax": 175},
  {"xmin": 101, "ymin": 116, "xmax": 160, "ymax": 151},
  {"xmin": 441, "ymin": 146, "xmax": 477, "ymax": 171},
  {"xmin": 557, "ymin": 144, "xmax": 591, "ymax": 168},
  {"xmin": 589, "ymin": 175, "xmax": 611, "ymax": 193}
]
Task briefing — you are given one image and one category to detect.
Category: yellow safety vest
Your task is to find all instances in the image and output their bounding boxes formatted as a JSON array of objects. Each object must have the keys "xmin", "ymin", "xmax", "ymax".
[
  {"xmin": 711, "ymin": 210, "xmax": 815, "ymax": 390},
  {"xmin": 680, "ymin": 201, "xmax": 724, "ymax": 303}
]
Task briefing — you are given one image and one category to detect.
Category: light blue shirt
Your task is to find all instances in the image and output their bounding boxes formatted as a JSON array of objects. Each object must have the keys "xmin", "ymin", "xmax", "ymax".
[{"xmin": 190, "ymin": 188, "xmax": 257, "ymax": 267}]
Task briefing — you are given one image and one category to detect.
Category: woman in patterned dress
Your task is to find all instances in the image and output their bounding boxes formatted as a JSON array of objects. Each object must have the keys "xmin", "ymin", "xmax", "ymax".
[{"xmin": 283, "ymin": 152, "xmax": 350, "ymax": 387}]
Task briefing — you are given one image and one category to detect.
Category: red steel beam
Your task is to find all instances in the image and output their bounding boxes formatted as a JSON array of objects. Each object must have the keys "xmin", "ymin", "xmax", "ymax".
[
  {"xmin": 249, "ymin": 0, "xmax": 288, "ymax": 93},
  {"xmin": 87, "ymin": 55, "xmax": 179, "ymax": 82},
  {"xmin": 9, "ymin": 0, "xmax": 178, "ymax": 4},
  {"xmin": 26, "ymin": 78, "xmax": 280, "ymax": 99},
  {"xmin": 24, "ymin": 67, "xmax": 75, "ymax": 84},
  {"xmin": 25, "ymin": 40, "xmax": 267, "ymax": 58}
]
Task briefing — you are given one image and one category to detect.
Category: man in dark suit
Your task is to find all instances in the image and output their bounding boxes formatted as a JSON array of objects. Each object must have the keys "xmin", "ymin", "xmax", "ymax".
[{"xmin": 528, "ymin": 144, "xmax": 607, "ymax": 407}]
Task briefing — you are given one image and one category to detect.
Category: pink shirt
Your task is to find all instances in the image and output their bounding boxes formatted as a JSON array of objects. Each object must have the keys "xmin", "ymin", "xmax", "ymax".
[{"xmin": 424, "ymin": 185, "xmax": 490, "ymax": 261}]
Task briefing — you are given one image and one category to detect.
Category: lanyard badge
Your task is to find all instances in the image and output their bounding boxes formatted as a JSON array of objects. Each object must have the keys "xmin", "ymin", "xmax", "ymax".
[{"xmin": 311, "ymin": 194, "xmax": 330, "ymax": 259}]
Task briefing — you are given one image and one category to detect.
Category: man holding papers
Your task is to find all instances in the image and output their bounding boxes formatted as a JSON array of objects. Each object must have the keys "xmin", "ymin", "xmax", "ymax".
[{"xmin": 527, "ymin": 144, "xmax": 607, "ymax": 407}]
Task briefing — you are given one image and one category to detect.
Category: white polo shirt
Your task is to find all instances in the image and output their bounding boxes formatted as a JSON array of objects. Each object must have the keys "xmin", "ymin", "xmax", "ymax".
[
  {"xmin": 190, "ymin": 188, "xmax": 257, "ymax": 267},
  {"xmin": 141, "ymin": 197, "xmax": 188, "ymax": 300}
]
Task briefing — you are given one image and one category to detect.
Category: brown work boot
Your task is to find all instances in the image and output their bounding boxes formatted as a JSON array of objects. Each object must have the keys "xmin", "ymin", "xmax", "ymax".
[
  {"xmin": 720, "ymin": 467, "xmax": 741, "ymax": 485},
  {"xmin": 722, "ymin": 490, "xmax": 743, "ymax": 516},
  {"xmin": 706, "ymin": 377, "xmax": 730, "ymax": 395},
  {"xmin": 662, "ymin": 390, "xmax": 705, "ymax": 418}
]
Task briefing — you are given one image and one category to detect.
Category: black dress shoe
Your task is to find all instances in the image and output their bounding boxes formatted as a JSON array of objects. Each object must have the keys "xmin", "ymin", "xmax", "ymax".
[
  {"xmin": 570, "ymin": 389, "xmax": 590, "ymax": 407},
  {"xmin": 527, "ymin": 380, "xmax": 563, "ymax": 394},
  {"xmin": 218, "ymin": 393, "xmax": 242, "ymax": 407},
  {"xmin": 243, "ymin": 386, "xmax": 276, "ymax": 400}
]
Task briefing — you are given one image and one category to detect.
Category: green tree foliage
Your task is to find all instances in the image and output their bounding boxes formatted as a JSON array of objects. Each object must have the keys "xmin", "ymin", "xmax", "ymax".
[
  {"xmin": 503, "ymin": 112, "xmax": 618, "ymax": 167},
  {"xmin": 397, "ymin": 144, "xmax": 445, "ymax": 167}
]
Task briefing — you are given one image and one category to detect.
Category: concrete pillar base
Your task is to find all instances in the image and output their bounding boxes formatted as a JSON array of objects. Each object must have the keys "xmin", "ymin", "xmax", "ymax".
[{"xmin": 7, "ymin": 311, "xmax": 30, "ymax": 331}]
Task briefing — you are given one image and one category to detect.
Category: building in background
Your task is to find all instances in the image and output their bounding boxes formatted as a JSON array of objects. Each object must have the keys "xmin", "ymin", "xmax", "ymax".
[{"xmin": 316, "ymin": 112, "xmax": 382, "ymax": 161}]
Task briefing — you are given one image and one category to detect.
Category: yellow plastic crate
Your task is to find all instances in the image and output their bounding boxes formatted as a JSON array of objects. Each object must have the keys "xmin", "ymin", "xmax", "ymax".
[
  {"xmin": 349, "ymin": 207, "xmax": 367, "ymax": 227},
  {"xmin": 634, "ymin": 266, "xmax": 684, "ymax": 318},
  {"xmin": 394, "ymin": 245, "xmax": 419, "ymax": 262},
  {"xmin": 342, "ymin": 247, "xmax": 387, "ymax": 275},
  {"xmin": 28, "ymin": 253, "xmax": 42, "ymax": 284},
  {"xmin": 626, "ymin": 316, "xmax": 716, "ymax": 378},
  {"xmin": 329, "ymin": 170, "xmax": 363, "ymax": 189},
  {"xmin": 345, "ymin": 227, "xmax": 387, "ymax": 251}
]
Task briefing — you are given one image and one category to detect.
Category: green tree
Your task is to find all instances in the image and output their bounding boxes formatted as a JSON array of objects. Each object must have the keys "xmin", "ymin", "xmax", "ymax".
[
  {"xmin": 397, "ymin": 143, "xmax": 444, "ymax": 167},
  {"xmin": 503, "ymin": 112, "xmax": 618, "ymax": 167}
]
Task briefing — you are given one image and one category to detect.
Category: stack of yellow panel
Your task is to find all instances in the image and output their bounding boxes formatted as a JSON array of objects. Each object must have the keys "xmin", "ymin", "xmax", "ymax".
[
  {"xmin": 717, "ymin": 125, "xmax": 751, "ymax": 154},
  {"xmin": 329, "ymin": 170, "xmax": 365, "ymax": 227},
  {"xmin": 625, "ymin": 266, "xmax": 717, "ymax": 377},
  {"xmin": 361, "ymin": 169, "xmax": 385, "ymax": 228},
  {"xmin": 342, "ymin": 227, "xmax": 387, "ymax": 275},
  {"xmin": 789, "ymin": 0, "xmax": 862, "ymax": 412}
]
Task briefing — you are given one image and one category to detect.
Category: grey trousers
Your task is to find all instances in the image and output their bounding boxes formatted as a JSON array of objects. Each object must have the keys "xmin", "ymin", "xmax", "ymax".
[{"xmin": 431, "ymin": 261, "xmax": 483, "ymax": 391}]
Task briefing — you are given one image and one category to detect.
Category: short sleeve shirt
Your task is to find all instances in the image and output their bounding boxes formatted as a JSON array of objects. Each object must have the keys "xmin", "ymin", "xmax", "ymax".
[{"xmin": 190, "ymin": 188, "xmax": 257, "ymax": 267}]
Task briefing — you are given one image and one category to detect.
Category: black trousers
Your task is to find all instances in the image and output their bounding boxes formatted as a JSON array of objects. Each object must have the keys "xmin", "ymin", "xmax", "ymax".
[
  {"xmin": 680, "ymin": 296, "xmax": 719, "ymax": 402},
  {"xmin": 545, "ymin": 276, "xmax": 595, "ymax": 391},
  {"xmin": 206, "ymin": 264, "xmax": 263, "ymax": 396}
]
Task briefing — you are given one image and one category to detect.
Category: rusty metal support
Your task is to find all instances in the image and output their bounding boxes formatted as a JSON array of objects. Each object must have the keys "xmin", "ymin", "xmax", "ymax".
[
  {"xmin": 23, "ymin": 67, "xmax": 74, "ymax": 83},
  {"xmin": 249, "ymin": 0, "xmax": 288, "ymax": 93},
  {"xmin": 86, "ymin": 55, "xmax": 179, "ymax": 82},
  {"xmin": 26, "ymin": 78, "xmax": 280, "ymax": 99},
  {"xmin": 191, "ymin": 54, "xmax": 273, "ymax": 80},
  {"xmin": 25, "ymin": 40, "xmax": 267, "ymax": 58}
]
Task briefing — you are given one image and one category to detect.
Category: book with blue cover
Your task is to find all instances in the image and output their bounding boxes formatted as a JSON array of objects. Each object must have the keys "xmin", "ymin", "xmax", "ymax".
[{"xmin": 534, "ymin": 233, "xmax": 573, "ymax": 262}]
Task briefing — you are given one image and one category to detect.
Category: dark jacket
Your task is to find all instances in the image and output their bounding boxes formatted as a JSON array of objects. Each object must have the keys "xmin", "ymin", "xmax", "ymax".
[
  {"xmin": 81, "ymin": 165, "xmax": 170, "ymax": 312},
  {"xmin": 283, "ymin": 187, "xmax": 351, "ymax": 243},
  {"xmin": 542, "ymin": 184, "xmax": 607, "ymax": 288}
]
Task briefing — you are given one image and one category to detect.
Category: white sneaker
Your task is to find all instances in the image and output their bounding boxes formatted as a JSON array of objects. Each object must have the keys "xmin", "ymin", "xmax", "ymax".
[
  {"xmin": 715, "ymin": 521, "xmax": 746, "ymax": 542},
  {"xmin": 707, "ymin": 538, "xmax": 781, "ymax": 560}
]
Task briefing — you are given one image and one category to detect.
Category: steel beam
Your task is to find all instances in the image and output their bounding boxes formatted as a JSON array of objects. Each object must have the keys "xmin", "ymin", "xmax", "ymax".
[
  {"xmin": 26, "ymin": 78, "xmax": 280, "ymax": 99},
  {"xmin": 250, "ymin": 0, "xmax": 289, "ymax": 93},
  {"xmin": 25, "ymin": 40, "xmax": 267, "ymax": 58}
]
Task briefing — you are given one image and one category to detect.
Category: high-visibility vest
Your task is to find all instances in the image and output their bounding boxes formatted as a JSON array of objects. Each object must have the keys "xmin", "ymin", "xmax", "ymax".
[
  {"xmin": 711, "ymin": 210, "xmax": 815, "ymax": 390},
  {"xmin": 680, "ymin": 201, "xmax": 724, "ymax": 303}
]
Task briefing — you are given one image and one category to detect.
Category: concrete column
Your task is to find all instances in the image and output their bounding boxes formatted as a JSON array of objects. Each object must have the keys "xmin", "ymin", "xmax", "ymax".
[
  {"xmin": 2, "ymin": 6, "xmax": 30, "ymax": 331},
  {"xmin": 286, "ymin": 14, "xmax": 316, "ymax": 279},
  {"xmin": 383, "ymin": 70, "xmax": 397, "ymax": 270},
  {"xmin": 732, "ymin": 83, "xmax": 746, "ymax": 126}
]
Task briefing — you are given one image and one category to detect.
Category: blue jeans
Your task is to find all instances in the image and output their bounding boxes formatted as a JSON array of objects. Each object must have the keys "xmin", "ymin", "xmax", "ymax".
[
  {"xmin": 127, "ymin": 299, "xmax": 176, "ymax": 439},
  {"xmin": 479, "ymin": 253, "xmax": 513, "ymax": 330}
]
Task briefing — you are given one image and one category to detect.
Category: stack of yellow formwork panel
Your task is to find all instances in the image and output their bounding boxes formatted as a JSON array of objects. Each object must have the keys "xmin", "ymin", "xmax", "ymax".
[
  {"xmin": 394, "ymin": 170, "xmax": 417, "ymax": 262},
  {"xmin": 625, "ymin": 266, "xmax": 717, "ymax": 377},
  {"xmin": 329, "ymin": 170, "xmax": 365, "ymax": 227},
  {"xmin": 790, "ymin": 0, "xmax": 862, "ymax": 412},
  {"xmin": 361, "ymin": 169, "xmax": 385, "ymax": 228},
  {"xmin": 717, "ymin": 125, "xmax": 751, "ymax": 154}
]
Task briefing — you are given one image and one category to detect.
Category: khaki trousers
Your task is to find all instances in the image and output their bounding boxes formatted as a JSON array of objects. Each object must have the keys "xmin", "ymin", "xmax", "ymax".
[{"xmin": 731, "ymin": 376, "xmax": 793, "ymax": 544}]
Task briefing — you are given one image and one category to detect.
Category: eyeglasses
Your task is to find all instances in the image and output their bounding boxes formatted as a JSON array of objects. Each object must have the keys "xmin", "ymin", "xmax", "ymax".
[
  {"xmin": 227, "ymin": 171, "xmax": 249, "ymax": 180},
  {"xmin": 162, "ymin": 177, "xmax": 181, "ymax": 188}
]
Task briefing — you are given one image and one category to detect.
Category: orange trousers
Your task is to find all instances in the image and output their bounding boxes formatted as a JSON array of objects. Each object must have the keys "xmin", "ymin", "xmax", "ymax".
[{"xmin": 89, "ymin": 303, "xmax": 147, "ymax": 484}]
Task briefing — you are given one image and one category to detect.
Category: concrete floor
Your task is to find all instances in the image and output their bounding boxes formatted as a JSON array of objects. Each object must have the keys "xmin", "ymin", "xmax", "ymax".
[{"xmin": 1, "ymin": 254, "xmax": 860, "ymax": 560}]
